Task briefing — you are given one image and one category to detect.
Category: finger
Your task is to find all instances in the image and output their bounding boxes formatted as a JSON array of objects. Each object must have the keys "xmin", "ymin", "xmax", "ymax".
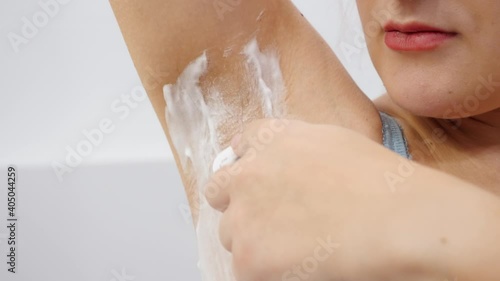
[
  {"xmin": 219, "ymin": 208, "xmax": 233, "ymax": 252},
  {"xmin": 231, "ymin": 119, "xmax": 269, "ymax": 157},
  {"xmin": 204, "ymin": 167, "xmax": 233, "ymax": 212},
  {"xmin": 231, "ymin": 118, "xmax": 292, "ymax": 157}
]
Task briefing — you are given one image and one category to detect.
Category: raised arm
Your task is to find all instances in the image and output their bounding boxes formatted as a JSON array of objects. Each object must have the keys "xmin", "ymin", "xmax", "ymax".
[{"xmin": 110, "ymin": 0, "xmax": 381, "ymax": 223}]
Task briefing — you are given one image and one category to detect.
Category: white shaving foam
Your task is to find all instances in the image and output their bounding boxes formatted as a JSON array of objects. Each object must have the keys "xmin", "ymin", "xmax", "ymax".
[{"xmin": 164, "ymin": 37, "xmax": 286, "ymax": 281}]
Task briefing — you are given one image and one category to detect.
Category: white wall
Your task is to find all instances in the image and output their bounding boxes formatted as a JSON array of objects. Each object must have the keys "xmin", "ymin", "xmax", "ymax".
[
  {"xmin": 0, "ymin": 0, "xmax": 384, "ymax": 167},
  {"xmin": 0, "ymin": 0, "xmax": 173, "ymax": 167},
  {"xmin": 0, "ymin": 1, "xmax": 384, "ymax": 281}
]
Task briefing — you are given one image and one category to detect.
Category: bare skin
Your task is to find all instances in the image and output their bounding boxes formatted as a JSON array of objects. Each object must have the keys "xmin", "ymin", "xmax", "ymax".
[
  {"xmin": 110, "ymin": 0, "xmax": 499, "ymax": 212},
  {"xmin": 359, "ymin": 0, "xmax": 500, "ymax": 193},
  {"xmin": 376, "ymin": 95, "xmax": 500, "ymax": 194},
  {"xmin": 110, "ymin": 0, "xmax": 381, "ymax": 221},
  {"xmin": 207, "ymin": 119, "xmax": 500, "ymax": 281},
  {"xmin": 110, "ymin": 0, "xmax": 500, "ymax": 280}
]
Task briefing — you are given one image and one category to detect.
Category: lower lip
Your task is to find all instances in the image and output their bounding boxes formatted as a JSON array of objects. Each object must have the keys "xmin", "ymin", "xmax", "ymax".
[{"xmin": 385, "ymin": 31, "xmax": 456, "ymax": 51}]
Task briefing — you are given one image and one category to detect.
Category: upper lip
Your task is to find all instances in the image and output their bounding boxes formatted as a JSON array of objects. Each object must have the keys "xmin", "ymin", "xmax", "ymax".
[{"xmin": 384, "ymin": 21, "xmax": 454, "ymax": 34}]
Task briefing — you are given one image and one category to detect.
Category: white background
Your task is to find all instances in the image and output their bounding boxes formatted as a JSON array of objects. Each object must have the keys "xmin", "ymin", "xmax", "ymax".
[{"xmin": 0, "ymin": 0, "xmax": 383, "ymax": 280}]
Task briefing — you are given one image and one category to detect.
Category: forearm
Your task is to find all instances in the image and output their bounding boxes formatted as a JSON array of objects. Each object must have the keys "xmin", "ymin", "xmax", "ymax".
[
  {"xmin": 389, "ymin": 167, "xmax": 500, "ymax": 281},
  {"xmin": 431, "ymin": 188, "xmax": 500, "ymax": 281},
  {"xmin": 322, "ymin": 153, "xmax": 500, "ymax": 281}
]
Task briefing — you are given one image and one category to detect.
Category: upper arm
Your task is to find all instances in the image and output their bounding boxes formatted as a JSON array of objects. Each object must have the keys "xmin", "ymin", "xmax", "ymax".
[{"xmin": 110, "ymin": 0, "xmax": 382, "ymax": 220}]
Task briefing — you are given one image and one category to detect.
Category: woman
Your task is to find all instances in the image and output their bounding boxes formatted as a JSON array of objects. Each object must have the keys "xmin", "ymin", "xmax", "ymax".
[{"xmin": 111, "ymin": 0, "xmax": 500, "ymax": 280}]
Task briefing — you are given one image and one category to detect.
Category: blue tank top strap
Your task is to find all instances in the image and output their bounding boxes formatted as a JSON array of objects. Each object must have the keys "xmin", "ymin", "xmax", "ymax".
[{"xmin": 380, "ymin": 112, "xmax": 411, "ymax": 159}]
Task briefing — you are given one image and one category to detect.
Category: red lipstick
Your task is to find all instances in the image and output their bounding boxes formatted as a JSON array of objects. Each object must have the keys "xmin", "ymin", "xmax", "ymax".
[{"xmin": 384, "ymin": 22, "xmax": 457, "ymax": 51}]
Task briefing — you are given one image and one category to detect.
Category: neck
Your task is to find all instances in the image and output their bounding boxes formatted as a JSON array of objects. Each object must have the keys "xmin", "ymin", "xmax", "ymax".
[
  {"xmin": 429, "ymin": 109, "xmax": 500, "ymax": 192},
  {"xmin": 375, "ymin": 94, "xmax": 500, "ymax": 190},
  {"xmin": 440, "ymin": 109, "xmax": 500, "ymax": 147}
]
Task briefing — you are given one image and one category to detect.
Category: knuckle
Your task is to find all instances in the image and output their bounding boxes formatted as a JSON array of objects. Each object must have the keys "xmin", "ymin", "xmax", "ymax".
[
  {"xmin": 232, "ymin": 237, "xmax": 258, "ymax": 280},
  {"xmin": 203, "ymin": 178, "xmax": 220, "ymax": 200},
  {"xmin": 218, "ymin": 212, "xmax": 233, "ymax": 252},
  {"xmin": 245, "ymin": 119, "xmax": 268, "ymax": 133},
  {"xmin": 234, "ymin": 162, "xmax": 260, "ymax": 189},
  {"xmin": 232, "ymin": 237, "xmax": 279, "ymax": 281},
  {"xmin": 211, "ymin": 168, "xmax": 233, "ymax": 190}
]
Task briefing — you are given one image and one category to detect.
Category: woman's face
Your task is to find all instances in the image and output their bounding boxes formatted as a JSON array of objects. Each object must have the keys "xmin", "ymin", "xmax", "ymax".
[{"xmin": 356, "ymin": 0, "xmax": 500, "ymax": 118}]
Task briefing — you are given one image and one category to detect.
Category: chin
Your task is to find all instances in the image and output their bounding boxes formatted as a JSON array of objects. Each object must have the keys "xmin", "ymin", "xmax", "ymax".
[{"xmin": 386, "ymin": 83, "xmax": 473, "ymax": 119}]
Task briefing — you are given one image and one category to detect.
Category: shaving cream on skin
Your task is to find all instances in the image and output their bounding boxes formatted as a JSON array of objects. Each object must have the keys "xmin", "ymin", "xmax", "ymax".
[{"xmin": 164, "ymin": 37, "xmax": 286, "ymax": 281}]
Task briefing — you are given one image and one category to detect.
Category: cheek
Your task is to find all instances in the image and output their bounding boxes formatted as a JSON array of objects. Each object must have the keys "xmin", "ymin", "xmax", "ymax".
[
  {"xmin": 357, "ymin": 0, "xmax": 500, "ymax": 117},
  {"xmin": 355, "ymin": 0, "xmax": 369, "ymax": 21},
  {"xmin": 356, "ymin": 1, "xmax": 379, "ymax": 28},
  {"xmin": 356, "ymin": 1, "xmax": 403, "ymax": 28},
  {"xmin": 363, "ymin": 1, "xmax": 500, "ymax": 118},
  {"xmin": 358, "ymin": 1, "xmax": 402, "ymax": 54},
  {"xmin": 379, "ymin": 50, "xmax": 500, "ymax": 118}
]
